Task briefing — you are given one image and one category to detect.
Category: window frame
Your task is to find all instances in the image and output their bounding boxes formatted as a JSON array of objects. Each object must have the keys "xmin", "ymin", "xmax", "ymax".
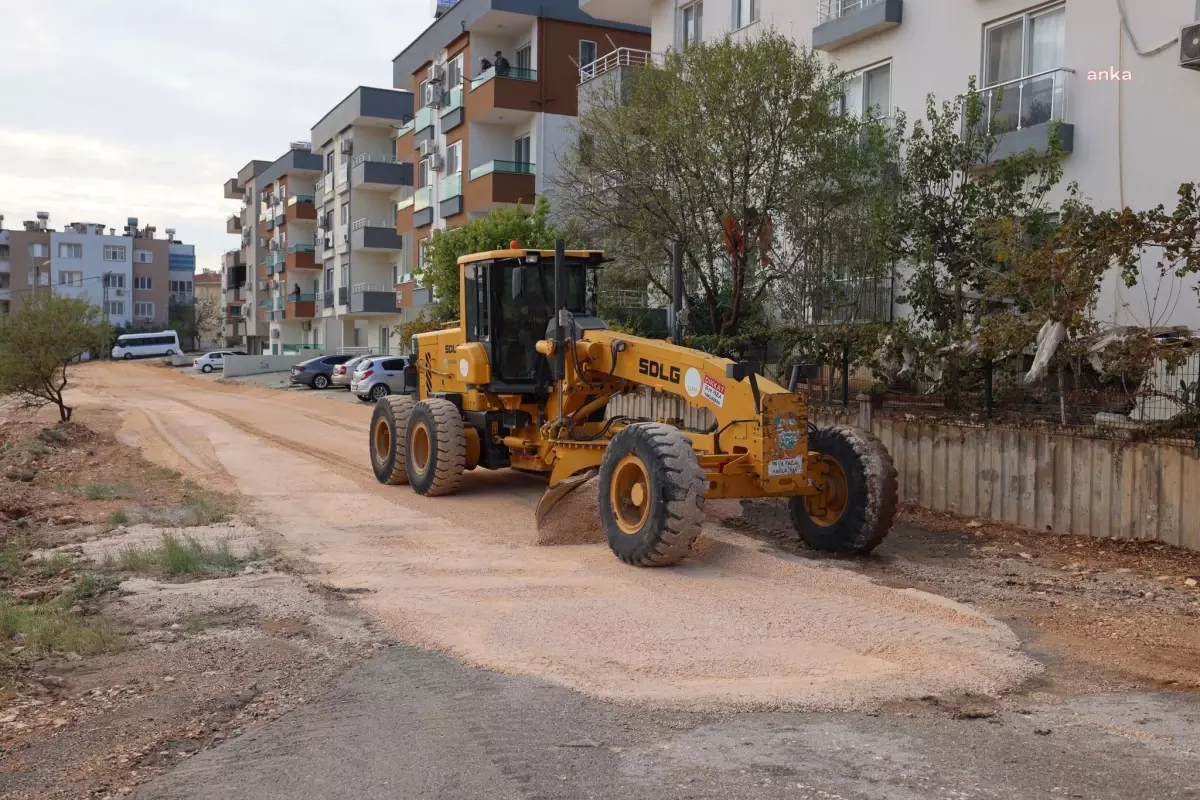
[
  {"xmin": 579, "ymin": 40, "xmax": 598, "ymax": 74},
  {"xmin": 445, "ymin": 140, "xmax": 462, "ymax": 176},
  {"xmin": 58, "ymin": 242, "xmax": 82, "ymax": 259},
  {"xmin": 679, "ymin": 1, "xmax": 703, "ymax": 50},
  {"xmin": 134, "ymin": 301, "xmax": 155, "ymax": 319},
  {"xmin": 134, "ymin": 276, "xmax": 153, "ymax": 290},
  {"xmin": 103, "ymin": 245, "xmax": 127, "ymax": 262},
  {"xmin": 134, "ymin": 249, "xmax": 153, "ymax": 263},
  {"xmin": 981, "ymin": 3, "xmax": 1066, "ymax": 89},
  {"xmin": 28, "ymin": 243, "xmax": 48, "ymax": 258},
  {"xmin": 840, "ymin": 60, "xmax": 892, "ymax": 121},
  {"xmin": 106, "ymin": 300, "xmax": 126, "ymax": 316},
  {"xmin": 58, "ymin": 270, "xmax": 84, "ymax": 287},
  {"xmin": 733, "ymin": 0, "xmax": 757, "ymax": 30}
]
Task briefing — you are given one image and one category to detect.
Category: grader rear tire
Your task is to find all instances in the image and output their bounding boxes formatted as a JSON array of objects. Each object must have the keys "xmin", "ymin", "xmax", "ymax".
[
  {"xmin": 788, "ymin": 426, "xmax": 898, "ymax": 555},
  {"xmin": 405, "ymin": 398, "xmax": 466, "ymax": 497},
  {"xmin": 369, "ymin": 395, "xmax": 416, "ymax": 485},
  {"xmin": 598, "ymin": 423, "xmax": 706, "ymax": 567}
]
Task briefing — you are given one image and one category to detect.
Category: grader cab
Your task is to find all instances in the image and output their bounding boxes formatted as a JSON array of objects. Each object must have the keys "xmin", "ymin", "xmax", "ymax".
[{"xmin": 368, "ymin": 242, "xmax": 897, "ymax": 566}]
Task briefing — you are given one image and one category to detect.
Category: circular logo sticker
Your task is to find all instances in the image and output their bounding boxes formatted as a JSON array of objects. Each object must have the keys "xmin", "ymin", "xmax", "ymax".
[
  {"xmin": 684, "ymin": 367, "xmax": 702, "ymax": 398},
  {"xmin": 459, "ymin": 358, "xmax": 469, "ymax": 377}
]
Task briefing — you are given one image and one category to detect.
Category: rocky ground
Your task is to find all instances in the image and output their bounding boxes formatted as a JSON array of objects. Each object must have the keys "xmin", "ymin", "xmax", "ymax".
[{"xmin": 0, "ymin": 403, "xmax": 384, "ymax": 799}]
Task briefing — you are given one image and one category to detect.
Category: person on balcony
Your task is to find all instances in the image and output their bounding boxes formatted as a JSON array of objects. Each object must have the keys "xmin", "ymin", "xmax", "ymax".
[
  {"xmin": 480, "ymin": 56, "xmax": 492, "ymax": 73},
  {"xmin": 494, "ymin": 51, "xmax": 510, "ymax": 77},
  {"xmin": 292, "ymin": 282, "xmax": 301, "ymax": 299}
]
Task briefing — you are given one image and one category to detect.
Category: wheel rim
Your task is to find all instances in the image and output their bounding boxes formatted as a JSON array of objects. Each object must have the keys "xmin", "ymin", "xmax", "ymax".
[
  {"xmin": 411, "ymin": 422, "xmax": 431, "ymax": 475},
  {"xmin": 315, "ymin": 376, "xmax": 327, "ymax": 388},
  {"xmin": 609, "ymin": 454, "xmax": 651, "ymax": 535},
  {"xmin": 372, "ymin": 386, "xmax": 386, "ymax": 399},
  {"xmin": 805, "ymin": 456, "xmax": 848, "ymax": 527},
  {"xmin": 372, "ymin": 418, "xmax": 390, "ymax": 467}
]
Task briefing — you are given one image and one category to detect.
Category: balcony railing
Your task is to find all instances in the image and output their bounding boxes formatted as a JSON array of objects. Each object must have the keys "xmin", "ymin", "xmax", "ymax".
[
  {"xmin": 413, "ymin": 186, "xmax": 433, "ymax": 211},
  {"xmin": 351, "ymin": 219, "xmax": 395, "ymax": 232},
  {"xmin": 169, "ymin": 292, "xmax": 195, "ymax": 306},
  {"xmin": 470, "ymin": 66, "xmax": 537, "ymax": 91},
  {"xmin": 415, "ymin": 106, "xmax": 435, "ymax": 132},
  {"xmin": 817, "ymin": 0, "xmax": 883, "ymax": 24},
  {"xmin": 338, "ymin": 287, "xmax": 349, "ymax": 306},
  {"xmin": 396, "ymin": 118, "xmax": 415, "ymax": 137},
  {"xmin": 578, "ymin": 47, "xmax": 655, "ymax": 84},
  {"xmin": 979, "ymin": 67, "xmax": 1072, "ymax": 135},
  {"xmin": 287, "ymin": 194, "xmax": 315, "ymax": 206},
  {"xmin": 315, "ymin": 176, "xmax": 325, "ymax": 193},
  {"xmin": 468, "ymin": 160, "xmax": 535, "ymax": 181},
  {"xmin": 352, "ymin": 153, "xmax": 399, "ymax": 167},
  {"xmin": 287, "ymin": 243, "xmax": 316, "ymax": 254},
  {"xmin": 397, "ymin": 194, "xmax": 415, "ymax": 211},
  {"xmin": 323, "ymin": 290, "xmax": 334, "ymax": 309},
  {"xmin": 440, "ymin": 172, "xmax": 463, "ymax": 199},
  {"xmin": 441, "ymin": 85, "xmax": 464, "ymax": 114}
]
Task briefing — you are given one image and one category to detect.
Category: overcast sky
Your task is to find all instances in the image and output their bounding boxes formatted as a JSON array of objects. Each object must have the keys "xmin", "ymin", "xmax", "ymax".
[{"xmin": 0, "ymin": 0, "xmax": 429, "ymax": 274}]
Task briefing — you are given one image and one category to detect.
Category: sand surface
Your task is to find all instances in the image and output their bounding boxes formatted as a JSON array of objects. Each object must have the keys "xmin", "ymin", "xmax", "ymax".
[{"xmin": 72, "ymin": 364, "xmax": 1040, "ymax": 712}]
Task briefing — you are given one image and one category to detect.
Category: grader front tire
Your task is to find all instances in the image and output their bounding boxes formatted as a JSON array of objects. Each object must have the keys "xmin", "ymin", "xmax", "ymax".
[
  {"xmin": 788, "ymin": 425, "xmax": 898, "ymax": 555},
  {"xmin": 405, "ymin": 398, "xmax": 466, "ymax": 497},
  {"xmin": 598, "ymin": 423, "xmax": 706, "ymax": 567},
  {"xmin": 370, "ymin": 396, "xmax": 416, "ymax": 486}
]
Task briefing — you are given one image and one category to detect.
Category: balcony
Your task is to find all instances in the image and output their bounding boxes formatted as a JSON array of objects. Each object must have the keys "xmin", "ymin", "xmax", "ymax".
[
  {"xmin": 396, "ymin": 118, "xmax": 415, "ymax": 138},
  {"xmin": 266, "ymin": 251, "xmax": 285, "ymax": 275},
  {"xmin": 286, "ymin": 195, "xmax": 317, "ymax": 223},
  {"xmin": 439, "ymin": 172, "xmax": 463, "ymax": 217},
  {"xmin": 338, "ymin": 287, "xmax": 349, "ymax": 307},
  {"xmin": 466, "ymin": 161, "xmax": 536, "ymax": 209},
  {"xmin": 577, "ymin": 0, "xmax": 651, "ymax": 26},
  {"xmin": 414, "ymin": 106, "xmax": 436, "ymax": 145},
  {"xmin": 226, "ymin": 214, "xmax": 242, "ymax": 234},
  {"xmin": 224, "ymin": 265, "xmax": 247, "ymax": 290},
  {"xmin": 813, "ymin": 0, "xmax": 903, "ymax": 51},
  {"xmin": 286, "ymin": 293, "xmax": 317, "ymax": 319},
  {"xmin": 351, "ymin": 219, "xmax": 404, "ymax": 251},
  {"xmin": 224, "ymin": 177, "xmax": 245, "ymax": 200},
  {"xmin": 222, "ymin": 249, "xmax": 245, "ymax": 269},
  {"xmin": 323, "ymin": 290, "xmax": 335, "ymax": 310},
  {"xmin": 395, "ymin": 282, "xmax": 434, "ymax": 310},
  {"xmin": 0, "ymin": 258, "xmax": 9, "ymax": 274},
  {"xmin": 976, "ymin": 68, "xmax": 1075, "ymax": 161},
  {"xmin": 225, "ymin": 305, "xmax": 245, "ymax": 322},
  {"xmin": 169, "ymin": 292, "xmax": 195, "ymax": 306},
  {"xmin": 286, "ymin": 243, "xmax": 318, "ymax": 271},
  {"xmin": 413, "ymin": 187, "xmax": 434, "ymax": 228},
  {"xmin": 440, "ymin": 85, "xmax": 464, "ymax": 132},
  {"xmin": 468, "ymin": 67, "xmax": 540, "ymax": 124},
  {"xmin": 349, "ymin": 284, "xmax": 402, "ymax": 315},
  {"xmin": 351, "ymin": 154, "xmax": 414, "ymax": 192}
]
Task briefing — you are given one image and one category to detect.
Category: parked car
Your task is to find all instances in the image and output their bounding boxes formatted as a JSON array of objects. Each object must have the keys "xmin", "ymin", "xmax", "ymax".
[
  {"xmin": 332, "ymin": 354, "xmax": 377, "ymax": 389},
  {"xmin": 351, "ymin": 356, "xmax": 412, "ymax": 401},
  {"xmin": 192, "ymin": 350, "xmax": 247, "ymax": 374},
  {"xmin": 290, "ymin": 354, "xmax": 354, "ymax": 390}
]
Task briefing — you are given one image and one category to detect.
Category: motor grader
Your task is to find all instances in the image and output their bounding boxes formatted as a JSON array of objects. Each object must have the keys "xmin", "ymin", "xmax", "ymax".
[{"xmin": 368, "ymin": 242, "xmax": 897, "ymax": 566}]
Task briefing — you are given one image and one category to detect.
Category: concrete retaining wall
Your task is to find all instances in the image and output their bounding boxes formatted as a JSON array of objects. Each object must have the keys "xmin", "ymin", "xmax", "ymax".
[
  {"xmin": 224, "ymin": 351, "xmax": 329, "ymax": 378},
  {"xmin": 608, "ymin": 392, "xmax": 1200, "ymax": 550}
]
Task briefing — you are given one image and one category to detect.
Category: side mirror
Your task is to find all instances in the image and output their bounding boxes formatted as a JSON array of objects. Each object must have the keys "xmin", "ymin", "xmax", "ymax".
[{"xmin": 512, "ymin": 265, "xmax": 526, "ymax": 299}]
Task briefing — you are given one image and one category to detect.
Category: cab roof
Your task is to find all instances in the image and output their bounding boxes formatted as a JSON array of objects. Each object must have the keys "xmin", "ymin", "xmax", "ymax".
[{"xmin": 457, "ymin": 249, "xmax": 608, "ymax": 266}]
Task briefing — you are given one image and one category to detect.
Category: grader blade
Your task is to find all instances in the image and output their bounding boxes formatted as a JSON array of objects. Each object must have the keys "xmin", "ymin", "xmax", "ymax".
[{"xmin": 535, "ymin": 469, "xmax": 599, "ymax": 529}]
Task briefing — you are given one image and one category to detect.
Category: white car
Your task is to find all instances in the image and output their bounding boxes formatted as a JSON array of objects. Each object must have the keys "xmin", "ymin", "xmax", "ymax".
[{"xmin": 192, "ymin": 350, "xmax": 245, "ymax": 374}]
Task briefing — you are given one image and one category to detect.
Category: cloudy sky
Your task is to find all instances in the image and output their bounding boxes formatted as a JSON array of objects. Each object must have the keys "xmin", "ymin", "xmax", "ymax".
[{"xmin": 0, "ymin": 0, "xmax": 429, "ymax": 274}]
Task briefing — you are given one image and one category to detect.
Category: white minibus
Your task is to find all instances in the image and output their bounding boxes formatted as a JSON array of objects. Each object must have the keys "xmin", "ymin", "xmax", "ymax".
[{"xmin": 110, "ymin": 331, "xmax": 181, "ymax": 360}]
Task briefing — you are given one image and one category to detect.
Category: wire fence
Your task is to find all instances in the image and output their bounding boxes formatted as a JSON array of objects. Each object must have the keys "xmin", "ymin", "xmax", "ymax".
[{"xmin": 772, "ymin": 350, "xmax": 1200, "ymax": 447}]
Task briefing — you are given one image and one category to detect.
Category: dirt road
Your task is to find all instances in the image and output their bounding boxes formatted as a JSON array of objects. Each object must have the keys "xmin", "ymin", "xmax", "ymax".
[{"xmin": 66, "ymin": 363, "xmax": 1200, "ymax": 798}]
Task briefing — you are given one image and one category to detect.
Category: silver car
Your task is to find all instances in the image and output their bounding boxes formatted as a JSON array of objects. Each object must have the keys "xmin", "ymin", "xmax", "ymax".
[
  {"xmin": 332, "ymin": 354, "xmax": 376, "ymax": 389},
  {"xmin": 351, "ymin": 356, "xmax": 411, "ymax": 402}
]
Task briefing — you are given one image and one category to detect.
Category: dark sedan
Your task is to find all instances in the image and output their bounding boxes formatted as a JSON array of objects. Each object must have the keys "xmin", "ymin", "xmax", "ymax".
[{"xmin": 289, "ymin": 354, "xmax": 354, "ymax": 390}]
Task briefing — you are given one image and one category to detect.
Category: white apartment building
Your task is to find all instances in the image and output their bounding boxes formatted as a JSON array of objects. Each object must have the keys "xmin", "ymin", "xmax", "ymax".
[
  {"xmin": 49, "ymin": 222, "xmax": 135, "ymax": 327},
  {"xmin": 579, "ymin": 0, "xmax": 1200, "ymax": 330}
]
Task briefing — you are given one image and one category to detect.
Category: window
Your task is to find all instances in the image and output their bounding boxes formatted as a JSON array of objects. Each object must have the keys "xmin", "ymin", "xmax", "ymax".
[
  {"xmin": 680, "ymin": 2, "xmax": 703, "ymax": 50},
  {"xmin": 28, "ymin": 243, "xmax": 48, "ymax": 258},
  {"xmin": 134, "ymin": 302, "xmax": 154, "ymax": 319},
  {"xmin": 104, "ymin": 274, "xmax": 126, "ymax": 289},
  {"xmin": 445, "ymin": 141, "xmax": 462, "ymax": 176},
  {"xmin": 733, "ymin": 0, "xmax": 757, "ymax": 29},
  {"xmin": 58, "ymin": 242, "xmax": 82, "ymax": 259},
  {"xmin": 983, "ymin": 5, "xmax": 1066, "ymax": 130},
  {"xmin": 418, "ymin": 78, "xmax": 428, "ymax": 106},
  {"xmin": 514, "ymin": 134, "xmax": 531, "ymax": 166},
  {"xmin": 106, "ymin": 301, "xmax": 125, "ymax": 316},
  {"xmin": 447, "ymin": 53, "xmax": 463, "ymax": 88},
  {"xmin": 841, "ymin": 62, "xmax": 891, "ymax": 120},
  {"xmin": 418, "ymin": 157, "xmax": 430, "ymax": 188},
  {"xmin": 0, "ymin": 245, "xmax": 9, "ymax": 259},
  {"xmin": 325, "ymin": 267, "xmax": 334, "ymax": 292},
  {"xmin": 516, "ymin": 44, "xmax": 532, "ymax": 72},
  {"xmin": 58, "ymin": 270, "xmax": 83, "ymax": 287},
  {"xmin": 104, "ymin": 245, "xmax": 126, "ymax": 261},
  {"xmin": 134, "ymin": 249, "xmax": 153, "ymax": 263},
  {"xmin": 579, "ymin": 40, "xmax": 598, "ymax": 76},
  {"xmin": 341, "ymin": 201, "xmax": 350, "ymax": 224},
  {"xmin": 326, "ymin": 151, "xmax": 335, "ymax": 174},
  {"xmin": 169, "ymin": 279, "xmax": 192, "ymax": 293},
  {"xmin": 134, "ymin": 276, "xmax": 152, "ymax": 290},
  {"xmin": 28, "ymin": 268, "xmax": 50, "ymax": 286},
  {"xmin": 418, "ymin": 238, "xmax": 428, "ymax": 271}
]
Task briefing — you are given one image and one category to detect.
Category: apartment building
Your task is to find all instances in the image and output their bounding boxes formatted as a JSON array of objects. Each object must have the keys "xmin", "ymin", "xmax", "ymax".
[
  {"xmin": 0, "ymin": 212, "xmax": 195, "ymax": 328},
  {"xmin": 579, "ymin": 0, "xmax": 1200, "ymax": 330},
  {"xmin": 221, "ymin": 1, "xmax": 648, "ymax": 355}
]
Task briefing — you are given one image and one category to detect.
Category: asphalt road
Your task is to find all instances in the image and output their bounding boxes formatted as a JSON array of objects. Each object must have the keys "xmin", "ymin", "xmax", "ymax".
[{"xmin": 134, "ymin": 642, "xmax": 1200, "ymax": 800}]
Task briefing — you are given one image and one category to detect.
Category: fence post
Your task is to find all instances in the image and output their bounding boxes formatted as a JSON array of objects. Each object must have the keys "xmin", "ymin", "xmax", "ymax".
[
  {"xmin": 841, "ymin": 345, "xmax": 850, "ymax": 411},
  {"xmin": 856, "ymin": 392, "xmax": 874, "ymax": 430},
  {"xmin": 983, "ymin": 358, "xmax": 994, "ymax": 418}
]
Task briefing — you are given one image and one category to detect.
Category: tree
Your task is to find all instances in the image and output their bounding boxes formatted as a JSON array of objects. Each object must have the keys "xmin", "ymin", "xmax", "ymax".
[
  {"xmin": 0, "ymin": 295, "xmax": 104, "ymax": 422},
  {"xmin": 555, "ymin": 31, "xmax": 882, "ymax": 337},
  {"xmin": 192, "ymin": 297, "xmax": 222, "ymax": 350},
  {"xmin": 420, "ymin": 197, "xmax": 576, "ymax": 320},
  {"xmin": 893, "ymin": 78, "xmax": 1065, "ymax": 402}
]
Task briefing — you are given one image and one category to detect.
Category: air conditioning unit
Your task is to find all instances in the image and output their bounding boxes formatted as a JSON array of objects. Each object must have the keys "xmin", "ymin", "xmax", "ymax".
[
  {"xmin": 269, "ymin": 240, "xmax": 280, "ymax": 251},
  {"xmin": 1182, "ymin": 22, "xmax": 1200, "ymax": 70},
  {"xmin": 271, "ymin": 329, "xmax": 281, "ymax": 338},
  {"xmin": 429, "ymin": 153, "xmax": 445, "ymax": 172},
  {"xmin": 267, "ymin": 193, "xmax": 278, "ymax": 206},
  {"xmin": 429, "ymin": 65, "xmax": 446, "ymax": 84},
  {"xmin": 424, "ymin": 84, "xmax": 444, "ymax": 108},
  {"xmin": 114, "ymin": 288, "xmax": 125, "ymax": 297},
  {"xmin": 418, "ymin": 139, "xmax": 438, "ymax": 157},
  {"xmin": 340, "ymin": 138, "xmax": 354, "ymax": 154},
  {"xmin": 301, "ymin": 321, "xmax": 313, "ymax": 331}
]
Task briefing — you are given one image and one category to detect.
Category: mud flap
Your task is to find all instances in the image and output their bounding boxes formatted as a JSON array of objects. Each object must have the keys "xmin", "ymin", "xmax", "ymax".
[
  {"xmin": 760, "ymin": 393, "xmax": 809, "ymax": 494},
  {"xmin": 535, "ymin": 468, "xmax": 600, "ymax": 529}
]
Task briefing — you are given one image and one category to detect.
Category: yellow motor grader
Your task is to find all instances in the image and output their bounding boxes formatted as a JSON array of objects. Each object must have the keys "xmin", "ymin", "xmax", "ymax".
[{"xmin": 368, "ymin": 242, "xmax": 897, "ymax": 566}]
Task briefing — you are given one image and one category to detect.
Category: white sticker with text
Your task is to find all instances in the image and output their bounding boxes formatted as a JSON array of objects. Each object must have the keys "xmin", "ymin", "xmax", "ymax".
[
  {"xmin": 702, "ymin": 375, "xmax": 726, "ymax": 408},
  {"xmin": 767, "ymin": 457, "xmax": 804, "ymax": 476}
]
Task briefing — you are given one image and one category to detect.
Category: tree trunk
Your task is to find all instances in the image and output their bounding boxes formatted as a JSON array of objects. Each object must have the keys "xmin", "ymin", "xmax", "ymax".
[{"xmin": 1057, "ymin": 361, "xmax": 1067, "ymax": 426}]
